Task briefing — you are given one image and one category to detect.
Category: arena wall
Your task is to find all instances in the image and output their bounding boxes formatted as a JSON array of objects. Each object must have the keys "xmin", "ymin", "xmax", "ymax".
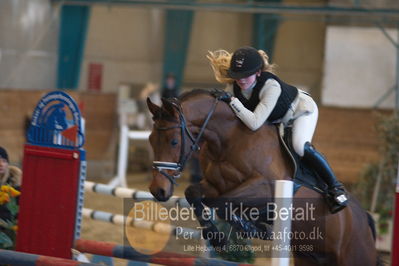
[
  {"xmin": 0, "ymin": 90, "xmax": 117, "ymax": 178},
  {"xmin": 0, "ymin": 88, "xmax": 385, "ymax": 184}
]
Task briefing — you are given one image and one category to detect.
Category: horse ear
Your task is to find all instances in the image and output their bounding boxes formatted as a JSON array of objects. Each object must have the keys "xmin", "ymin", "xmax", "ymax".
[
  {"xmin": 161, "ymin": 98, "xmax": 176, "ymax": 117},
  {"xmin": 147, "ymin": 97, "xmax": 161, "ymax": 116}
]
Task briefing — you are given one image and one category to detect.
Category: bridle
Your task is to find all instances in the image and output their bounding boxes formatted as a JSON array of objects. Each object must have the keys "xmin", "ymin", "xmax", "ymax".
[{"xmin": 152, "ymin": 98, "xmax": 220, "ymax": 186}]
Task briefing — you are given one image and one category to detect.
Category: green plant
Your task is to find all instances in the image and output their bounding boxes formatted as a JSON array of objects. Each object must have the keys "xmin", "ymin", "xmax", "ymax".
[
  {"xmin": 0, "ymin": 185, "xmax": 20, "ymax": 249},
  {"xmin": 354, "ymin": 111, "xmax": 399, "ymax": 234}
]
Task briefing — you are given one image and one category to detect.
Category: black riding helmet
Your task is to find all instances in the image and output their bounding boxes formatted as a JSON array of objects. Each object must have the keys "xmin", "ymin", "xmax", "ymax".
[
  {"xmin": 227, "ymin": 46, "xmax": 264, "ymax": 79},
  {"xmin": 0, "ymin": 147, "xmax": 8, "ymax": 162}
]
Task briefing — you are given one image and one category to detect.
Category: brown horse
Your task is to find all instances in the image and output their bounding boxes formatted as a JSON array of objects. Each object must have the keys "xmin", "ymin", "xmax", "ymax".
[{"xmin": 146, "ymin": 89, "xmax": 378, "ymax": 266}]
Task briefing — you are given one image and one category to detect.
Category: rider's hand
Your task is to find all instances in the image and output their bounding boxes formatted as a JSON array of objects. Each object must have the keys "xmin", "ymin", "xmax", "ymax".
[{"xmin": 211, "ymin": 89, "xmax": 232, "ymax": 103}]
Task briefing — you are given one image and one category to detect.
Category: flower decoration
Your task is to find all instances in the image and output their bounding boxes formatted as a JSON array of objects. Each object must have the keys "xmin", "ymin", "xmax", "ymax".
[{"xmin": 0, "ymin": 185, "xmax": 20, "ymax": 249}]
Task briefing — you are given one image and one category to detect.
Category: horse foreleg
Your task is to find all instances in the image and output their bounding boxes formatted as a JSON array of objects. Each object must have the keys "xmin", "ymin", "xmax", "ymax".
[
  {"xmin": 220, "ymin": 173, "xmax": 274, "ymax": 239},
  {"xmin": 184, "ymin": 183, "xmax": 227, "ymax": 248}
]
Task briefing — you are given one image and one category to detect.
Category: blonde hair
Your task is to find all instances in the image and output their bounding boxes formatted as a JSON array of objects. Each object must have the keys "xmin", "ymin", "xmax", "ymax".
[{"xmin": 207, "ymin": 48, "xmax": 276, "ymax": 84}]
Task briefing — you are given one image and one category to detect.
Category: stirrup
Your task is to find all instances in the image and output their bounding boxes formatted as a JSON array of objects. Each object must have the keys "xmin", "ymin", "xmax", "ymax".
[{"xmin": 326, "ymin": 188, "xmax": 348, "ymax": 214}]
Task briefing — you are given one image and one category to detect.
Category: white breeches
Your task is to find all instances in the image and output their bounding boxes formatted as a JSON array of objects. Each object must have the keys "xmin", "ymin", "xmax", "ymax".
[{"xmin": 291, "ymin": 94, "xmax": 319, "ymax": 157}]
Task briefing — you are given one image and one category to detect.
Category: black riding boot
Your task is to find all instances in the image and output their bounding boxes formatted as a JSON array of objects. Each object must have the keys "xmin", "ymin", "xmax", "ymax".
[{"xmin": 303, "ymin": 142, "xmax": 348, "ymax": 213}]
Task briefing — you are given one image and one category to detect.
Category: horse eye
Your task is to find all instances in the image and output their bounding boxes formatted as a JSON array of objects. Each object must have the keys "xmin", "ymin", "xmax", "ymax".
[{"xmin": 170, "ymin": 139, "xmax": 178, "ymax": 147}]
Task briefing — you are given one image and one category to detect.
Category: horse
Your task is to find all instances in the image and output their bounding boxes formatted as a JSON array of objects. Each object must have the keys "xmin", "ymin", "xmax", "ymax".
[
  {"xmin": 40, "ymin": 103, "xmax": 69, "ymax": 131},
  {"xmin": 146, "ymin": 89, "xmax": 378, "ymax": 266}
]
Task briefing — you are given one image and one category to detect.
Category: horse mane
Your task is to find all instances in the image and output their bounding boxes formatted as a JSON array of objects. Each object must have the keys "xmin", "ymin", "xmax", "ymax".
[
  {"xmin": 151, "ymin": 89, "xmax": 212, "ymax": 122},
  {"xmin": 151, "ymin": 109, "xmax": 175, "ymax": 122},
  {"xmin": 177, "ymin": 88, "xmax": 276, "ymax": 127},
  {"xmin": 178, "ymin": 88, "xmax": 213, "ymax": 102},
  {"xmin": 151, "ymin": 98, "xmax": 176, "ymax": 122}
]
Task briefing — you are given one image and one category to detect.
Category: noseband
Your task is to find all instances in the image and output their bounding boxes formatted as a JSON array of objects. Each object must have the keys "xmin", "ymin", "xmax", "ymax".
[{"xmin": 153, "ymin": 98, "xmax": 220, "ymax": 186}]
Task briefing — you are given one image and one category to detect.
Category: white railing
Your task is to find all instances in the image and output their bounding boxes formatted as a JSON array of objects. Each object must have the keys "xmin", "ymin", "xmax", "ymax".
[{"xmin": 108, "ymin": 111, "xmax": 151, "ymax": 187}]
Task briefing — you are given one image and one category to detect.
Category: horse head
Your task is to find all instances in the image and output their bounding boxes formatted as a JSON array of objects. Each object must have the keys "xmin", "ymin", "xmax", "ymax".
[
  {"xmin": 39, "ymin": 103, "xmax": 69, "ymax": 131},
  {"xmin": 146, "ymin": 97, "xmax": 180, "ymax": 200},
  {"xmin": 146, "ymin": 90, "xmax": 232, "ymax": 201}
]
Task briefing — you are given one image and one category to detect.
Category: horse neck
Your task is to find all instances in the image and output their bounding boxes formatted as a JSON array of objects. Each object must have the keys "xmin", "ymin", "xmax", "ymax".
[
  {"xmin": 182, "ymin": 97, "xmax": 293, "ymax": 196},
  {"xmin": 183, "ymin": 101, "xmax": 280, "ymax": 164},
  {"xmin": 182, "ymin": 98, "xmax": 233, "ymax": 156}
]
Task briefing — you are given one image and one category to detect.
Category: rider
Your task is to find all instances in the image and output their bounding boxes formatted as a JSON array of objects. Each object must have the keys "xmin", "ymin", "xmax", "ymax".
[{"xmin": 207, "ymin": 46, "xmax": 348, "ymax": 213}]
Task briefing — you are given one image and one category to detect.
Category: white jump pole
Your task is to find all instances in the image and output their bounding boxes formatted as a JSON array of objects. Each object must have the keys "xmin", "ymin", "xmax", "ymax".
[
  {"xmin": 272, "ymin": 180, "xmax": 294, "ymax": 266},
  {"xmin": 109, "ymin": 111, "xmax": 150, "ymax": 187},
  {"xmin": 84, "ymin": 181, "xmax": 190, "ymax": 207}
]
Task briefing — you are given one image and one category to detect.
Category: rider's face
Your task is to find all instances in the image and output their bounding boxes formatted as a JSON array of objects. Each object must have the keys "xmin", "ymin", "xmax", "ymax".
[
  {"xmin": 234, "ymin": 71, "xmax": 259, "ymax": 91},
  {"xmin": 0, "ymin": 158, "xmax": 8, "ymax": 175}
]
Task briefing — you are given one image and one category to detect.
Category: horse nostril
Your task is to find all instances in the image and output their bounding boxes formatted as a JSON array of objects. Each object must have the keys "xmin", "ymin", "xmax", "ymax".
[
  {"xmin": 158, "ymin": 188, "xmax": 166, "ymax": 201},
  {"xmin": 149, "ymin": 176, "xmax": 173, "ymax": 202}
]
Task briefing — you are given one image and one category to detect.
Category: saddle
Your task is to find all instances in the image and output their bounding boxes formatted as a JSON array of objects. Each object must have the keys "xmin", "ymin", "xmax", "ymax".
[{"xmin": 277, "ymin": 124, "xmax": 329, "ymax": 196}]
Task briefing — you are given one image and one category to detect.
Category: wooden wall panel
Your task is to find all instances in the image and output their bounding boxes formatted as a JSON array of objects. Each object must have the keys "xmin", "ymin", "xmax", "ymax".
[
  {"xmin": 0, "ymin": 89, "xmax": 387, "ymax": 183},
  {"xmin": 0, "ymin": 90, "xmax": 117, "ymax": 179},
  {"xmin": 313, "ymin": 107, "xmax": 386, "ymax": 184}
]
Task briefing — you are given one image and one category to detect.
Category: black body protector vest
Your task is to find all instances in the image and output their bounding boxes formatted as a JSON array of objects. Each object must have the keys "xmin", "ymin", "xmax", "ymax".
[{"xmin": 233, "ymin": 72, "xmax": 299, "ymax": 122}]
